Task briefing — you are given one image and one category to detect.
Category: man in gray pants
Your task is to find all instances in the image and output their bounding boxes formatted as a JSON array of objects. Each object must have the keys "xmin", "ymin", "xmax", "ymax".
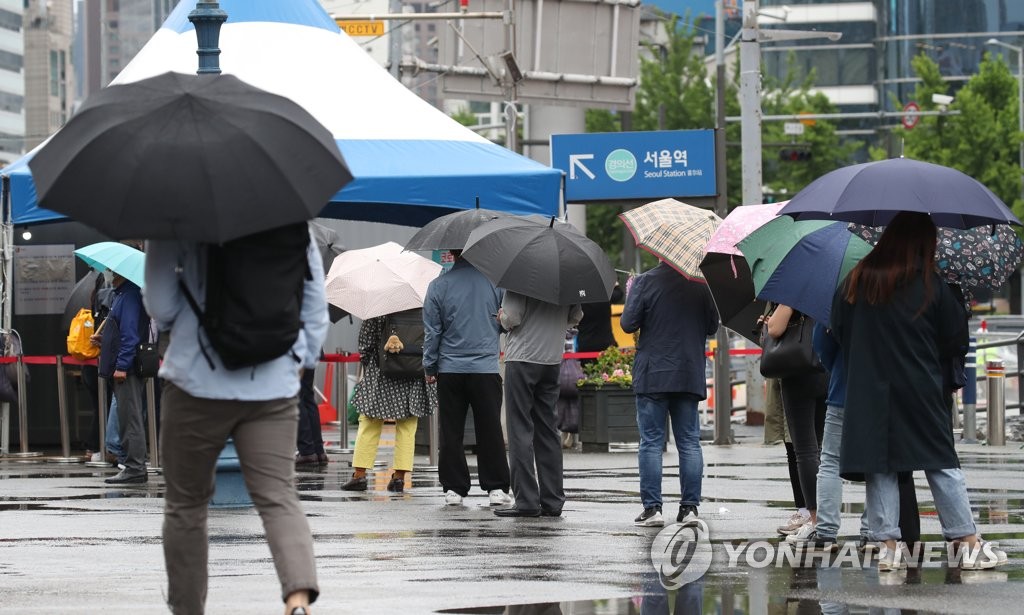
[
  {"xmin": 495, "ymin": 290, "xmax": 582, "ymax": 517},
  {"xmin": 95, "ymin": 272, "xmax": 148, "ymax": 484}
]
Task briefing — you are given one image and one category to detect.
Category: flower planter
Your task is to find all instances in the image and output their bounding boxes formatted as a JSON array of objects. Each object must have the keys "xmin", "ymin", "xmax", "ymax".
[{"xmin": 577, "ymin": 384, "xmax": 639, "ymax": 452}]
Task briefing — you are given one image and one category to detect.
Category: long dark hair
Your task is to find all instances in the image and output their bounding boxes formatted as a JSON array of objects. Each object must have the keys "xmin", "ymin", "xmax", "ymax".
[{"xmin": 843, "ymin": 211, "xmax": 936, "ymax": 312}]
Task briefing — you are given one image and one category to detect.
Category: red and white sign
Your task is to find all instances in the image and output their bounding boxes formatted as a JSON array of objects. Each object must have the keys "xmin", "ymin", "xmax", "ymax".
[{"xmin": 902, "ymin": 102, "xmax": 920, "ymax": 130}]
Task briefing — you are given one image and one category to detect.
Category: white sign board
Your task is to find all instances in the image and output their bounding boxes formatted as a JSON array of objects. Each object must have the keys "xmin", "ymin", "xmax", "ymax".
[
  {"xmin": 14, "ymin": 244, "xmax": 76, "ymax": 316},
  {"xmin": 783, "ymin": 122, "xmax": 805, "ymax": 136}
]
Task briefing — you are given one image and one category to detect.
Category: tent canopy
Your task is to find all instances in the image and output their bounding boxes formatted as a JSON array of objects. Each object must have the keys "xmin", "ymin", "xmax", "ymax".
[{"xmin": 2, "ymin": 0, "xmax": 562, "ymax": 228}]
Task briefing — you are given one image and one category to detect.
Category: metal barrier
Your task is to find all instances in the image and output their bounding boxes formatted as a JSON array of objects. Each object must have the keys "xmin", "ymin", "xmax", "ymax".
[
  {"xmin": 7, "ymin": 357, "xmax": 41, "ymax": 458},
  {"xmin": 49, "ymin": 356, "xmax": 81, "ymax": 463},
  {"xmin": 962, "ymin": 337, "xmax": 978, "ymax": 444}
]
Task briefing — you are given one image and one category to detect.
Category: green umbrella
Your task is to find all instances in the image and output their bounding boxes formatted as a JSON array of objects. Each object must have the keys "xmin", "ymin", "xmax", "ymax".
[{"xmin": 737, "ymin": 217, "xmax": 873, "ymax": 325}]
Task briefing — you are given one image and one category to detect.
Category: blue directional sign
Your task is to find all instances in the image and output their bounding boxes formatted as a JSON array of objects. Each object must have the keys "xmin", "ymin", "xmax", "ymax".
[{"xmin": 550, "ymin": 130, "xmax": 716, "ymax": 201}]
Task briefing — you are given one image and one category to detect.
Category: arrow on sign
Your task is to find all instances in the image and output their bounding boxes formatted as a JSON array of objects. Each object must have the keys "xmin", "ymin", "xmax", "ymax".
[{"xmin": 569, "ymin": 154, "xmax": 595, "ymax": 180}]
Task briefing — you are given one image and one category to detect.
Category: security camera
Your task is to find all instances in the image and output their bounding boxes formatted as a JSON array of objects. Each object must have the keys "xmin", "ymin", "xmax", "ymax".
[{"xmin": 932, "ymin": 93, "xmax": 954, "ymax": 106}]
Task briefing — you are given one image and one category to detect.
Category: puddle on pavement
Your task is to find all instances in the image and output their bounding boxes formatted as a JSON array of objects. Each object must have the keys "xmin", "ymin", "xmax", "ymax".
[{"xmin": 435, "ymin": 562, "xmax": 1021, "ymax": 614}]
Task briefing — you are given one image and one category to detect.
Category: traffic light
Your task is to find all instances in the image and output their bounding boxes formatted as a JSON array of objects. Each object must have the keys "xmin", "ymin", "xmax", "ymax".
[{"xmin": 779, "ymin": 149, "xmax": 813, "ymax": 162}]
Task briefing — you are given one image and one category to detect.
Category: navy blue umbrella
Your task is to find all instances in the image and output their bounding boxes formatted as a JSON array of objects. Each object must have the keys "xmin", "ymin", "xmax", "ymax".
[{"xmin": 779, "ymin": 158, "xmax": 1020, "ymax": 229}]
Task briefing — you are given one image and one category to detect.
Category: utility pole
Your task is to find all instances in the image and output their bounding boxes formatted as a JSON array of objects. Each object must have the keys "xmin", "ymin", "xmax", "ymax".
[
  {"xmin": 739, "ymin": 0, "xmax": 762, "ymax": 206},
  {"xmin": 739, "ymin": 0, "xmax": 840, "ymax": 206},
  {"xmin": 712, "ymin": 0, "xmax": 732, "ymax": 444}
]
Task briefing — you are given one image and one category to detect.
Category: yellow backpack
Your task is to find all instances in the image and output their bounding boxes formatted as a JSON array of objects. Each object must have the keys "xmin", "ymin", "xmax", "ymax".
[{"xmin": 67, "ymin": 308, "xmax": 100, "ymax": 360}]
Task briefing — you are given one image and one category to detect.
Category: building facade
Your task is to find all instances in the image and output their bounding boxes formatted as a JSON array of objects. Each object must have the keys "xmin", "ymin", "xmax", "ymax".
[
  {"xmin": 0, "ymin": 0, "xmax": 24, "ymax": 164},
  {"xmin": 755, "ymin": 0, "xmax": 1024, "ymax": 141}
]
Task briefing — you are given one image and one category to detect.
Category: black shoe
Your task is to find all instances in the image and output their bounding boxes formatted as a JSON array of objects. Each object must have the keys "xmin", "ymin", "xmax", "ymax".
[
  {"xmin": 540, "ymin": 508, "xmax": 562, "ymax": 517},
  {"xmin": 341, "ymin": 475, "xmax": 368, "ymax": 491},
  {"xmin": 317, "ymin": 453, "xmax": 330, "ymax": 464},
  {"xmin": 386, "ymin": 476, "xmax": 405, "ymax": 492},
  {"xmin": 494, "ymin": 507, "xmax": 541, "ymax": 517},
  {"xmin": 104, "ymin": 470, "xmax": 147, "ymax": 484},
  {"xmin": 677, "ymin": 504, "xmax": 699, "ymax": 525},
  {"xmin": 294, "ymin": 454, "xmax": 318, "ymax": 465},
  {"xmin": 808, "ymin": 532, "xmax": 838, "ymax": 553},
  {"xmin": 634, "ymin": 505, "xmax": 664, "ymax": 527}
]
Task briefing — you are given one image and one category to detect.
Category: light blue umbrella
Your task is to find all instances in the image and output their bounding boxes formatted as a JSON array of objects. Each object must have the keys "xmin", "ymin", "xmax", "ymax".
[{"xmin": 73, "ymin": 242, "xmax": 145, "ymax": 288}]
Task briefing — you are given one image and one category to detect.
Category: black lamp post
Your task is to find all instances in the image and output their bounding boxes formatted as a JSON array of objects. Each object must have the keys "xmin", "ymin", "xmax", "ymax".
[{"xmin": 188, "ymin": 2, "xmax": 228, "ymax": 75}]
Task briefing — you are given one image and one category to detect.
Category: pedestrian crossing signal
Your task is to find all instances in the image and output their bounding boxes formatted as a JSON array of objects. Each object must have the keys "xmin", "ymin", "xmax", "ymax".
[{"xmin": 779, "ymin": 149, "xmax": 812, "ymax": 162}]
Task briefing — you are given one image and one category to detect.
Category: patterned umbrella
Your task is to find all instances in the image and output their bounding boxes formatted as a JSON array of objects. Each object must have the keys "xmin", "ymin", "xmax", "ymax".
[
  {"xmin": 620, "ymin": 198, "xmax": 722, "ymax": 281},
  {"xmin": 325, "ymin": 242, "xmax": 442, "ymax": 320},
  {"xmin": 698, "ymin": 202, "xmax": 786, "ymax": 343},
  {"xmin": 739, "ymin": 218, "xmax": 873, "ymax": 326},
  {"xmin": 849, "ymin": 224, "xmax": 1024, "ymax": 300}
]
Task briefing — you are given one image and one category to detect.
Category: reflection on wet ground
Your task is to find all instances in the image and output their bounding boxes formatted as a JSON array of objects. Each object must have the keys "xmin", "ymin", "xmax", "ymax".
[{"xmin": 2, "ymin": 425, "xmax": 1023, "ymax": 613}]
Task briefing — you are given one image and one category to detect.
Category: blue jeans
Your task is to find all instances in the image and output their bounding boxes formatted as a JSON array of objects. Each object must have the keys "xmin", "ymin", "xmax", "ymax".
[
  {"xmin": 816, "ymin": 404, "xmax": 844, "ymax": 539},
  {"xmin": 866, "ymin": 469, "xmax": 976, "ymax": 541},
  {"xmin": 104, "ymin": 397, "xmax": 125, "ymax": 461},
  {"xmin": 636, "ymin": 392, "xmax": 702, "ymax": 509}
]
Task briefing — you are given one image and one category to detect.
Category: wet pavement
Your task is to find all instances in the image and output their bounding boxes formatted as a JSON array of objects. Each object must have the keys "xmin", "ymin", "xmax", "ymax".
[{"xmin": 1, "ymin": 424, "xmax": 1022, "ymax": 613}]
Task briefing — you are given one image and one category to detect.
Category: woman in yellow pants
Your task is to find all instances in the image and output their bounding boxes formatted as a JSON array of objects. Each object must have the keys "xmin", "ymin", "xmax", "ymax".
[{"xmin": 342, "ymin": 315, "xmax": 436, "ymax": 492}]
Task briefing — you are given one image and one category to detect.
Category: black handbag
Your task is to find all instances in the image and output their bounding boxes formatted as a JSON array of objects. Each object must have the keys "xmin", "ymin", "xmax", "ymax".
[
  {"xmin": 133, "ymin": 317, "xmax": 160, "ymax": 379},
  {"xmin": 759, "ymin": 313, "xmax": 823, "ymax": 379}
]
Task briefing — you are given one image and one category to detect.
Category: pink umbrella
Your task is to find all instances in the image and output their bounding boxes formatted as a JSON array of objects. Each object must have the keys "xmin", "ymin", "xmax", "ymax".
[
  {"xmin": 702, "ymin": 201, "xmax": 787, "ymax": 256},
  {"xmin": 698, "ymin": 202, "xmax": 786, "ymax": 344}
]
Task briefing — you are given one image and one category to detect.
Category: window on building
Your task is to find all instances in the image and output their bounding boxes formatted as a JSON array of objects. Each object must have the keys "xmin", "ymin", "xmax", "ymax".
[
  {"xmin": 0, "ymin": 8, "xmax": 22, "ymax": 32},
  {"xmin": 0, "ymin": 50, "xmax": 23, "ymax": 73},
  {"xmin": 50, "ymin": 50, "xmax": 58, "ymax": 97},
  {"xmin": 0, "ymin": 92, "xmax": 23, "ymax": 113}
]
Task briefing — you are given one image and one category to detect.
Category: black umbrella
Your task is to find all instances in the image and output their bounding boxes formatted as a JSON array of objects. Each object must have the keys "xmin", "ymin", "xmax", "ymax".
[
  {"xmin": 462, "ymin": 216, "xmax": 616, "ymax": 305},
  {"xmin": 308, "ymin": 221, "xmax": 351, "ymax": 323},
  {"xmin": 405, "ymin": 207, "xmax": 508, "ymax": 251},
  {"xmin": 61, "ymin": 270, "xmax": 101, "ymax": 334},
  {"xmin": 698, "ymin": 251, "xmax": 766, "ymax": 345},
  {"xmin": 29, "ymin": 72, "xmax": 353, "ymax": 243}
]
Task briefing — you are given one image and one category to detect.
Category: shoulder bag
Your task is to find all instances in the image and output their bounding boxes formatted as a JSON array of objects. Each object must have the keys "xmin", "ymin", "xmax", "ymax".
[{"xmin": 759, "ymin": 313, "xmax": 823, "ymax": 379}]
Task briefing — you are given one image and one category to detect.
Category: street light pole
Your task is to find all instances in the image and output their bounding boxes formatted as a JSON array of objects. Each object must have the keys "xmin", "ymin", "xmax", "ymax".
[{"xmin": 987, "ymin": 39, "xmax": 1024, "ymax": 204}]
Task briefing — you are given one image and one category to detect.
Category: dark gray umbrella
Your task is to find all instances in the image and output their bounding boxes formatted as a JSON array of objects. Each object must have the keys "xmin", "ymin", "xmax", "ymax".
[
  {"xmin": 462, "ymin": 216, "xmax": 616, "ymax": 305},
  {"xmin": 404, "ymin": 207, "xmax": 508, "ymax": 251},
  {"xmin": 779, "ymin": 158, "xmax": 1021, "ymax": 229},
  {"xmin": 29, "ymin": 72, "xmax": 353, "ymax": 243},
  {"xmin": 61, "ymin": 270, "xmax": 101, "ymax": 333},
  {"xmin": 308, "ymin": 221, "xmax": 350, "ymax": 323}
]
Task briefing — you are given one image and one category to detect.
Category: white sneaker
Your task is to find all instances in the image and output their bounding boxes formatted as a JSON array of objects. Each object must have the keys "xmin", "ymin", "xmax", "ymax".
[
  {"xmin": 488, "ymin": 489, "xmax": 513, "ymax": 506},
  {"xmin": 785, "ymin": 521, "xmax": 816, "ymax": 544},
  {"xmin": 953, "ymin": 539, "xmax": 1005, "ymax": 570},
  {"xmin": 443, "ymin": 490, "xmax": 463, "ymax": 506},
  {"xmin": 878, "ymin": 542, "xmax": 908, "ymax": 572},
  {"xmin": 777, "ymin": 511, "xmax": 809, "ymax": 535}
]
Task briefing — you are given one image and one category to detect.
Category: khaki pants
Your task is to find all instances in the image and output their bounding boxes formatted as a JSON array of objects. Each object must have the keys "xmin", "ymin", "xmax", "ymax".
[{"xmin": 160, "ymin": 382, "xmax": 317, "ymax": 614}]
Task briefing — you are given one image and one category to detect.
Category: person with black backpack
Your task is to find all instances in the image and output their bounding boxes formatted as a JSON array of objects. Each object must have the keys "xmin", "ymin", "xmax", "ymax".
[
  {"xmin": 143, "ymin": 222, "xmax": 328, "ymax": 615},
  {"xmin": 341, "ymin": 311, "xmax": 437, "ymax": 493}
]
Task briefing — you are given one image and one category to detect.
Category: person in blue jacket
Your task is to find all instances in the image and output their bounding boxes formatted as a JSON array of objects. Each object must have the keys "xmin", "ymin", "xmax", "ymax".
[
  {"xmin": 93, "ymin": 271, "xmax": 147, "ymax": 484},
  {"xmin": 620, "ymin": 261, "xmax": 719, "ymax": 528}
]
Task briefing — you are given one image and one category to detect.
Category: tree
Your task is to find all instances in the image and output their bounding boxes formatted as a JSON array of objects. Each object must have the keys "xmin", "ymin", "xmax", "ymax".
[
  {"xmin": 760, "ymin": 55, "xmax": 858, "ymax": 202},
  {"xmin": 893, "ymin": 53, "xmax": 1023, "ymax": 220},
  {"xmin": 449, "ymin": 106, "xmax": 478, "ymax": 127}
]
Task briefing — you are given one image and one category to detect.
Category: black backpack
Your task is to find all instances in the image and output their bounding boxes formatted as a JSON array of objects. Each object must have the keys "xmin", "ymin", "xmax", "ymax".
[
  {"xmin": 377, "ymin": 308, "xmax": 425, "ymax": 379},
  {"xmin": 181, "ymin": 222, "xmax": 311, "ymax": 370}
]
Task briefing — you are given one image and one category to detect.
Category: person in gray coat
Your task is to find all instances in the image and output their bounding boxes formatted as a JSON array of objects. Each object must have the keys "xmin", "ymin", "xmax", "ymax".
[
  {"xmin": 620, "ymin": 261, "xmax": 719, "ymax": 527},
  {"xmin": 495, "ymin": 291, "xmax": 583, "ymax": 517}
]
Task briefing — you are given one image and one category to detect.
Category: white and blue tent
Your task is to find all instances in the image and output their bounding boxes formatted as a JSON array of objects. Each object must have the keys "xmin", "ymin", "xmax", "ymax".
[{"xmin": 1, "ymin": 0, "xmax": 562, "ymax": 229}]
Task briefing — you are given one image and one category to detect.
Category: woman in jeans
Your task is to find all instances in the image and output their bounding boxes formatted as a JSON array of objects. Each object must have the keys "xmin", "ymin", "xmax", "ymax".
[
  {"xmin": 763, "ymin": 304, "xmax": 827, "ymax": 538},
  {"xmin": 831, "ymin": 211, "xmax": 1005, "ymax": 571}
]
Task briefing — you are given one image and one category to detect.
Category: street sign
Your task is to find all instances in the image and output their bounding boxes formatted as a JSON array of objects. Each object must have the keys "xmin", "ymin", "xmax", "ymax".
[
  {"xmin": 783, "ymin": 122, "xmax": 805, "ymax": 136},
  {"xmin": 550, "ymin": 130, "xmax": 716, "ymax": 201},
  {"xmin": 336, "ymin": 19, "xmax": 385, "ymax": 37},
  {"xmin": 902, "ymin": 102, "xmax": 921, "ymax": 130}
]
